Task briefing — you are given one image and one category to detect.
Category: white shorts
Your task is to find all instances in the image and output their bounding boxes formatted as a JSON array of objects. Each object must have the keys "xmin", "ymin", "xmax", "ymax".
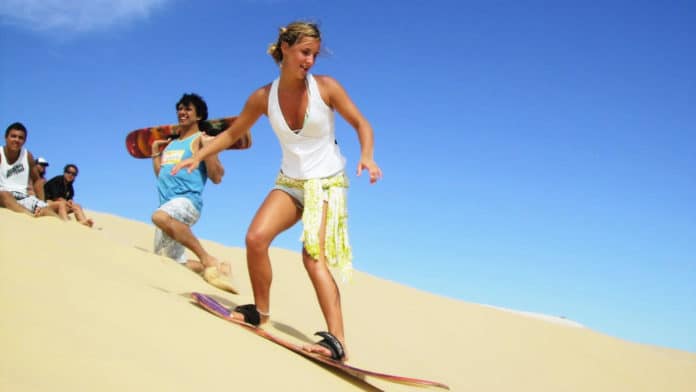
[
  {"xmin": 10, "ymin": 191, "xmax": 48, "ymax": 213},
  {"xmin": 273, "ymin": 172, "xmax": 348, "ymax": 209},
  {"xmin": 153, "ymin": 197, "xmax": 200, "ymax": 264}
]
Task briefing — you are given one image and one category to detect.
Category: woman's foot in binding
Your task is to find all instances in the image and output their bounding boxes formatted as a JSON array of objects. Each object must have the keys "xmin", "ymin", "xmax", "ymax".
[
  {"xmin": 231, "ymin": 304, "xmax": 269, "ymax": 326},
  {"xmin": 303, "ymin": 331, "xmax": 348, "ymax": 362}
]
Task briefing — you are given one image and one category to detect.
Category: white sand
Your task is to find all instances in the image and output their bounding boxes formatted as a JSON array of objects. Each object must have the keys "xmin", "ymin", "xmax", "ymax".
[{"xmin": 1, "ymin": 208, "xmax": 695, "ymax": 391}]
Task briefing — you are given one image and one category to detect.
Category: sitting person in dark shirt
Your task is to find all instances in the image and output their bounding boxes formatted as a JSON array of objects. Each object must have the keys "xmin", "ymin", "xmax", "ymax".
[{"xmin": 44, "ymin": 163, "xmax": 94, "ymax": 227}]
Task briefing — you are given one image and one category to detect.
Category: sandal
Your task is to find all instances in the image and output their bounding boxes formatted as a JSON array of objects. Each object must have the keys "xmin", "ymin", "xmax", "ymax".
[
  {"xmin": 314, "ymin": 331, "xmax": 345, "ymax": 361},
  {"xmin": 234, "ymin": 304, "xmax": 261, "ymax": 327}
]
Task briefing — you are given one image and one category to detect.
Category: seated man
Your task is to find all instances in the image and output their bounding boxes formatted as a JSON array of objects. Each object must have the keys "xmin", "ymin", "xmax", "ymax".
[
  {"xmin": 32, "ymin": 156, "xmax": 49, "ymax": 200},
  {"xmin": 0, "ymin": 122, "xmax": 68, "ymax": 219},
  {"xmin": 44, "ymin": 163, "xmax": 94, "ymax": 227}
]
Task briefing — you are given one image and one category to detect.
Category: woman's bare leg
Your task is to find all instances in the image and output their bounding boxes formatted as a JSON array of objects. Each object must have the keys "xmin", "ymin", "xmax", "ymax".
[
  {"xmin": 237, "ymin": 190, "xmax": 301, "ymax": 323},
  {"xmin": 301, "ymin": 201, "xmax": 348, "ymax": 360}
]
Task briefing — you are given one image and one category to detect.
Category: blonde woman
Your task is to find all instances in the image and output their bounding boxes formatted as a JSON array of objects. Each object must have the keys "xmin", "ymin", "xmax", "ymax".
[{"xmin": 173, "ymin": 21, "xmax": 382, "ymax": 361}]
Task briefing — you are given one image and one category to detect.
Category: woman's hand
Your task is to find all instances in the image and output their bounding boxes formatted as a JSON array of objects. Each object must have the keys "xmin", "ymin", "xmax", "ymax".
[
  {"xmin": 171, "ymin": 157, "xmax": 200, "ymax": 175},
  {"xmin": 357, "ymin": 158, "xmax": 382, "ymax": 184}
]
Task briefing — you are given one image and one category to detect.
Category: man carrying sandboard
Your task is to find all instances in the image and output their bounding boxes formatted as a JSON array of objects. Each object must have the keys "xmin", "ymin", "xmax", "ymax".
[
  {"xmin": 151, "ymin": 93, "xmax": 236, "ymax": 293},
  {"xmin": 125, "ymin": 116, "xmax": 251, "ymax": 159}
]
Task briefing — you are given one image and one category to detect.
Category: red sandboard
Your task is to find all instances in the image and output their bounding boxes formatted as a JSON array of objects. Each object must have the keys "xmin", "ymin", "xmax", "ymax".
[
  {"xmin": 125, "ymin": 116, "xmax": 251, "ymax": 158},
  {"xmin": 191, "ymin": 292, "xmax": 450, "ymax": 390}
]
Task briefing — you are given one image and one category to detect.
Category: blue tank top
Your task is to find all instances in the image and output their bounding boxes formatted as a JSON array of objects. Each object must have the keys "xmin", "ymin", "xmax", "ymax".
[{"xmin": 157, "ymin": 132, "xmax": 207, "ymax": 211}]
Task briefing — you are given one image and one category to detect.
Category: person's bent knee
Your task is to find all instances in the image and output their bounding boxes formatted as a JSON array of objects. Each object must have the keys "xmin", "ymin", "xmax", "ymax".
[
  {"xmin": 151, "ymin": 210, "xmax": 170, "ymax": 227},
  {"xmin": 0, "ymin": 191, "xmax": 12, "ymax": 207},
  {"xmin": 52, "ymin": 199, "xmax": 67, "ymax": 211},
  {"xmin": 245, "ymin": 228, "xmax": 272, "ymax": 253}
]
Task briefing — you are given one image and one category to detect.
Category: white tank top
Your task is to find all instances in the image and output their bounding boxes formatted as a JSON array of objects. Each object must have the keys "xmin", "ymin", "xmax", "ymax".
[
  {"xmin": 0, "ymin": 147, "xmax": 30, "ymax": 193},
  {"xmin": 268, "ymin": 74, "xmax": 346, "ymax": 179}
]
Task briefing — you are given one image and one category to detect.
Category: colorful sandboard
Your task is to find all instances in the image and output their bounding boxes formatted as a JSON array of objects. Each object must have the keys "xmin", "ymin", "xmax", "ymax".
[
  {"xmin": 191, "ymin": 292, "xmax": 450, "ymax": 390},
  {"xmin": 125, "ymin": 116, "xmax": 251, "ymax": 158}
]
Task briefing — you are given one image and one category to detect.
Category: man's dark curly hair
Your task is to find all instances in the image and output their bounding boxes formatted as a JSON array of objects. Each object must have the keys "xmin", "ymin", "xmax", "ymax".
[{"xmin": 176, "ymin": 93, "xmax": 208, "ymax": 121}]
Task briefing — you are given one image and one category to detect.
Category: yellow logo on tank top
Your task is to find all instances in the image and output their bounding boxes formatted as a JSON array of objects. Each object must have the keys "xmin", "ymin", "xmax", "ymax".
[{"xmin": 161, "ymin": 149, "xmax": 184, "ymax": 165}]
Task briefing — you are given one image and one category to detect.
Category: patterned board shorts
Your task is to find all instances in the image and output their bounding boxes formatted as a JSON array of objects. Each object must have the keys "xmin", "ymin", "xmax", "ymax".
[
  {"xmin": 10, "ymin": 191, "xmax": 48, "ymax": 212},
  {"xmin": 153, "ymin": 197, "xmax": 200, "ymax": 264}
]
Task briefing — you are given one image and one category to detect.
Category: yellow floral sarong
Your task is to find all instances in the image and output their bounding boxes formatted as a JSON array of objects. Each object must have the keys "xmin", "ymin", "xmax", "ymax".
[{"xmin": 275, "ymin": 172, "xmax": 352, "ymax": 281}]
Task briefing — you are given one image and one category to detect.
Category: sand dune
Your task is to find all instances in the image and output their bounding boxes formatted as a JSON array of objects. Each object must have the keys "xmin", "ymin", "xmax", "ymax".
[{"xmin": 1, "ymin": 208, "xmax": 695, "ymax": 391}]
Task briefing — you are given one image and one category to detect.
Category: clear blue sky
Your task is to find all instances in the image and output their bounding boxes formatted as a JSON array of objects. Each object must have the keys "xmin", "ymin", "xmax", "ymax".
[{"xmin": 2, "ymin": 1, "xmax": 694, "ymax": 353}]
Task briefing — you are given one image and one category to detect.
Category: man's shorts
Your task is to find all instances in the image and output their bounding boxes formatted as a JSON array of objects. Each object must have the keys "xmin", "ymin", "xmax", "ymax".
[
  {"xmin": 153, "ymin": 197, "xmax": 200, "ymax": 264},
  {"xmin": 10, "ymin": 191, "xmax": 48, "ymax": 213}
]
